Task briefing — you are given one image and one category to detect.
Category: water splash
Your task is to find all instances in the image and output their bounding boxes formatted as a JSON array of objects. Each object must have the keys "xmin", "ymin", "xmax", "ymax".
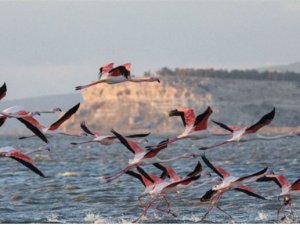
[
  {"xmin": 46, "ymin": 214, "xmax": 65, "ymax": 223},
  {"xmin": 84, "ymin": 213, "xmax": 109, "ymax": 224}
]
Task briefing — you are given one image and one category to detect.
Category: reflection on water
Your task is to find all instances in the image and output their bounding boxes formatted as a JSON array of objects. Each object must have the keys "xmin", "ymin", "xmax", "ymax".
[{"xmin": 0, "ymin": 135, "xmax": 299, "ymax": 223}]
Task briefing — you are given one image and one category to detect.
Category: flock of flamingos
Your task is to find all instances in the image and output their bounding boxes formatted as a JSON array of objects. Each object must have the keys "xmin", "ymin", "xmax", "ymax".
[{"xmin": 1, "ymin": 62, "xmax": 300, "ymax": 223}]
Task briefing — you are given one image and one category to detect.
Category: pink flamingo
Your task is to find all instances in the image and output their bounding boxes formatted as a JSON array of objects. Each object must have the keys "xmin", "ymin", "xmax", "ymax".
[
  {"xmin": 18, "ymin": 103, "xmax": 80, "ymax": 140},
  {"xmin": 198, "ymin": 108, "xmax": 292, "ymax": 150},
  {"xmin": 70, "ymin": 121, "xmax": 150, "ymax": 145},
  {"xmin": 199, "ymin": 154, "xmax": 268, "ymax": 221},
  {"xmin": 257, "ymin": 173, "xmax": 300, "ymax": 221},
  {"xmin": 103, "ymin": 129, "xmax": 198, "ymax": 183},
  {"xmin": 147, "ymin": 106, "xmax": 227, "ymax": 151},
  {"xmin": 0, "ymin": 146, "xmax": 47, "ymax": 177},
  {"xmin": 75, "ymin": 63, "xmax": 160, "ymax": 90},
  {"xmin": 127, "ymin": 162, "xmax": 204, "ymax": 223}
]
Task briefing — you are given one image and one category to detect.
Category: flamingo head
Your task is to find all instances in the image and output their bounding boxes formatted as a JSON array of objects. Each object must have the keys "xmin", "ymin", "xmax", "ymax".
[
  {"xmin": 181, "ymin": 152, "xmax": 199, "ymax": 159},
  {"xmin": 38, "ymin": 146, "xmax": 50, "ymax": 151},
  {"xmin": 150, "ymin": 77, "xmax": 160, "ymax": 83},
  {"xmin": 52, "ymin": 108, "xmax": 62, "ymax": 112},
  {"xmin": 30, "ymin": 111, "xmax": 41, "ymax": 116}
]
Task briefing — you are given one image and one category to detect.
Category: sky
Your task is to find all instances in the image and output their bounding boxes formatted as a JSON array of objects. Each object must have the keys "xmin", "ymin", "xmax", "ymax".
[{"xmin": 0, "ymin": 0, "xmax": 300, "ymax": 100}]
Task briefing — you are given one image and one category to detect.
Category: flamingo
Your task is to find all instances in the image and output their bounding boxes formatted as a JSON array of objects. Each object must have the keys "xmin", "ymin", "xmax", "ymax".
[
  {"xmin": 0, "ymin": 106, "xmax": 49, "ymax": 143},
  {"xmin": 257, "ymin": 173, "xmax": 300, "ymax": 221},
  {"xmin": 103, "ymin": 129, "xmax": 198, "ymax": 183},
  {"xmin": 75, "ymin": 63, "xmax": 160, "ymax": 90},
  {"xmin": 18, "ymin": 103, "xmax": 80, "ymax": 140},
  {"xmin": 70, "ymin": 121, "xmax": 150, "ymax": 146},
  {"xmin": 0, "ymin": 146, "xmax": 46, "ymax": 177},
  {"xmin": 146, "ymin": 106, "xmax": 228, "ymax": 151},
  {"xmin": 198, "ymin": 107, "xmax": 290, "ymax": 150},
  {"xmin": 199, "ymin": 154, "xmax": 268, "ymax": 221},
  {"xmin": 0, "ymin": 82, "xmax": 7, "ymax": 101},
  {"xmin": 127, "ymin": 163, "xmax": 204, "ymax": 223}
]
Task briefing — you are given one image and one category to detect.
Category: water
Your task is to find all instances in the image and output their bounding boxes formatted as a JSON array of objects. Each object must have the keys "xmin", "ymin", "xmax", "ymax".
[{"xmin": 0, "ymin": 135, "xmax": 299, "ymax": 223}]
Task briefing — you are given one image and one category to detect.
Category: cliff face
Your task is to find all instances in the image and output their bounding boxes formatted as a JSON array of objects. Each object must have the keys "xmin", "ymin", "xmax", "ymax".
[
  {"xmin": 65, "ymin": 69, "xmax": 300, "ymax": 135},
  {"xmin": 66, "ymin": 80, "xmax": 212, "ymax": 134}
]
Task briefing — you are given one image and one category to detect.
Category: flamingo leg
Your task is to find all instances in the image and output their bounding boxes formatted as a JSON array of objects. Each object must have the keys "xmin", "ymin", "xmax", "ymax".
[
  {"xmin": 200, "ymin": 193, "xmax": 221, "ymax": 222},
  {"xmin": 277, "ymin": 203, "xmax": 285, "ymax": 221},
  {"xmin": 133, "ymin": 198, "xmax": 156, "ymax": 223},
  {"xmin": 288, "ymin": 201, "xmax": 295, "ymax": 221},
  {"xmin": 162, "ymin": 194, "xmax": 177, "ymax": 217},
  {"xmin": 216, "ymin": 205, "xmax": 233, "ymax": 221}
]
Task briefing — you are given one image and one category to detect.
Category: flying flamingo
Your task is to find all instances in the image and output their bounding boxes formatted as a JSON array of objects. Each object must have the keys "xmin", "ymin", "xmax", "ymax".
[
  {"xmin": 146, "ymin": 106, "xmax": 228, "ymax": 151},
  {"xmin": 70, "ymin": 121, "xmax": 150, "ymax": 146},
  {"xmin": 199, "ymin": 155, "xmax": 268, "ymax": 221},
  {"xmin": 198, "ymin": 107, "xmax": 290, "ymax": 150},
  {"xmin": 126, "ymin": 163, "xmax": 204, "ymax": 223},
  {"xmin": 75, "ymin": 63, "xmax": 160, "ymax": 90},
  {"xmin": 18, "ymin": 103, "xmax": 80, "ymax": 140},
  {"xmin": 103, "ymin": 129, "xmax": 198, "ymax": 183},
  {"xmin": 257, "ymin": 173, "xmax": 300, "ymax": 221},
  {"xmin": 0, "ymin": 146, "xmax": 47, "ymax": 177},
  {"xmin": 0, "ymin": 106, "xmax": 49, "ymax": 143}
]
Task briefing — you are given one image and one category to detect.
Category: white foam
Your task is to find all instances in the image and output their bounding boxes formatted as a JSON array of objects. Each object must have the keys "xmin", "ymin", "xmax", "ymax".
[
  {"xmin": 46, "ymin": 214, "xmax": 65, "ymax": 223},
  {"xmin": 257, "ymin": 211, "xmax": 268, "ymax": 221},
  {"xmin": 84, "ymin": 213, "xmax": 109, "ymax": 224}
]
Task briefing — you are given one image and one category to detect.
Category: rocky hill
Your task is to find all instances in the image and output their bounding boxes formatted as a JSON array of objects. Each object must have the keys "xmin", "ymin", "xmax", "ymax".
[{"xmin": 65, "ymin": 68, "xmax": 300, "ymax": 135}]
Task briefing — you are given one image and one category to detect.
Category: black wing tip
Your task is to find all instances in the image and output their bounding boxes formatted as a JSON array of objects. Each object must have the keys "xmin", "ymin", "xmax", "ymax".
[
  {"xmin": 75, "ymin": 86, "xmax": 82, "ymax": 90},
  {"xmin": 168, "ymin": 109, "xmax": 179, "ymax": 117}
]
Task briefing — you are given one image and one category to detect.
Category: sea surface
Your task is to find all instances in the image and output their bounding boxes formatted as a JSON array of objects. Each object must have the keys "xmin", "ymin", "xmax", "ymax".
[{"xmin": 0, "ymin": 134, "xmax": 299, "ymax": 223}]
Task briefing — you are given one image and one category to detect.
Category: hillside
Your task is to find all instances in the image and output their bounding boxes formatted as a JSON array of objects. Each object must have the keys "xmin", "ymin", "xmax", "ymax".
[{"xmin": 64, "ymin": 68, "xmax": 300, "ymax": 134}]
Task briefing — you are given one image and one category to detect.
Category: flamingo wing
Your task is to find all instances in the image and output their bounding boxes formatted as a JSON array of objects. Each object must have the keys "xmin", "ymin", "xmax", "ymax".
[
  {"xmin": 125, "ymin": 170, "xmax": 147, "ymax": 187},
  {"xmin": 169, "ymin": 107, "xmax": 196, "ymax": 127},
  {"xmin": 48, "ymin": 103, "xmax": 80, "ymax": 131},
  {"xmin": 108, "ymin": 64, "xmax": 130, "ymax": 79},
  {"xmin": 143, "ymin": 145, "xmax": 167, "ymax": 158},
  {"xmin": 153, "ymin": 163, "xmax": 180, "ymax": 181},
  {"xmin": 186, "ymin": 161, "xmax": 202, "ymax": 177},
  {"xmin": 17, "ymin": 118, "xmax": 48, "ymax": 143},
  {"xmin": 193, "ymin": 106, "xmax": 213, "ymax": 131},
  {"xmin": 80, "ymin": 121, "xmax": 100, "ymax": 136},
  {"xmin": 6, "ymin": 150, "xmax": 45, "ymax": 177},
  {"xmin": 201, "ymin": 155, "xmax": 230, "ymax": 178},
  {"xmin": 111, "ymin": 129, "xmax": 144, "ymax": 154},
  {"xmin": 145, "ymin": 138, "xmax": 170, "ymax": 151},
  {"xmin": 0, "ymin": 116, "xmax": 7, "ymax": 127},
  {"xmin": 290, "ymin": 178, "xmax": 300, "ymax": 191},
  {"xmin": 245, "ymin": 108, "xmax": 275, "ymax": 134},
  {"xmin": 136, "ymin": 166, "xmax": 156, "ymax": 184},
  {"xmin": 236, "ymin": 167, "xmax": 268, "ymax": 182},
  {"xmin": 211, "ymin": 120, "xmax": 234, "ymax": 133},
  {"xmin": 234, "ymin": 184, "xmax": 265, "ymax": 200},
  {"xmin": 257, "ymin": 174, "xmax": 290, "ymax": 188},
  {"xmin": 164, "ymin": 175, "xmax": 200, "ymax": 189},
  {"xmin": 99, "ymin": 62, "xmax": 114, "ymax": 79},
  {"xmin": 0, "ymin": 82, "xmax": 7, "ymax": 101},
  {"xmin": 125, "ymin": 132, "xmax": 151, "ymax": 138},
  {"xmin": 200, "ymin": 189, "xmax": 218, "ymax": 202}
]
